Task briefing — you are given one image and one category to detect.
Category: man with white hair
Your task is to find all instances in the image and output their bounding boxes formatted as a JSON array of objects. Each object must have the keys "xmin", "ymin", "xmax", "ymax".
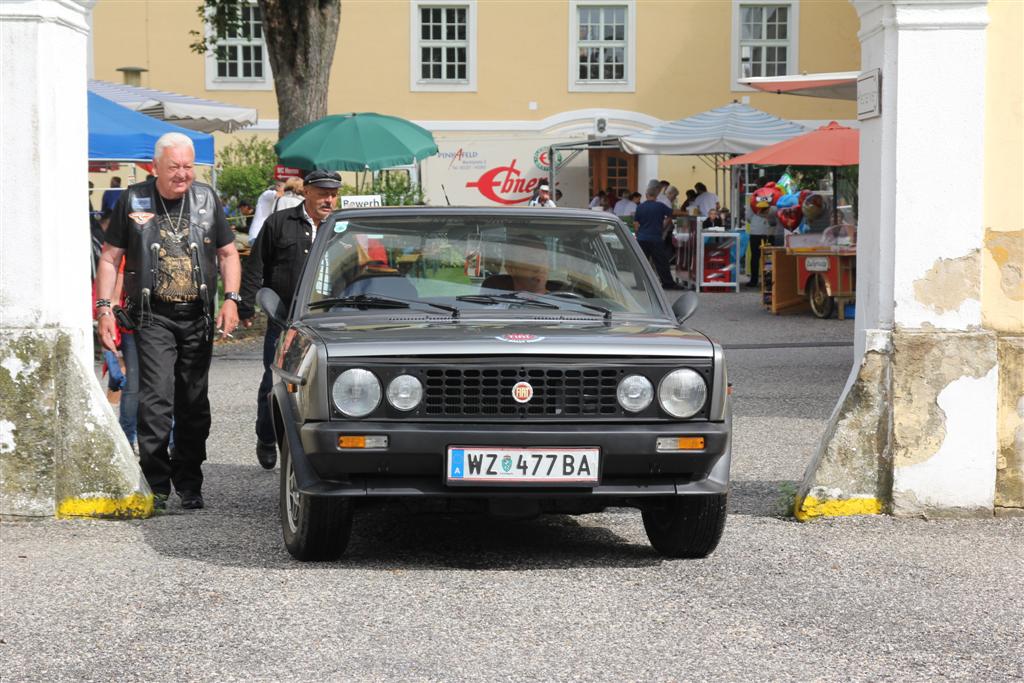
[{"xmin": 95, "ymin": 132, "xmax": 241, "ymax": 511}]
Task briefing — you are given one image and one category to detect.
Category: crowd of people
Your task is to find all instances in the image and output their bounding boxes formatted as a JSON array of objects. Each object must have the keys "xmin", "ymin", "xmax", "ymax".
[{"xmin": 580, "ymin": 179, "xmax": 724, "ymax": 290}]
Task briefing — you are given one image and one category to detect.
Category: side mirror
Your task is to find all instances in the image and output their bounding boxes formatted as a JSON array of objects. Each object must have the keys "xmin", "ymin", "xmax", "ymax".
[
  {"xmin": 672, "ymin": 290, "xmax": 699, "ymax": 323},
  {"xmin": 256, "ymin": 287, "xmax": 288, "ymax": 327}
]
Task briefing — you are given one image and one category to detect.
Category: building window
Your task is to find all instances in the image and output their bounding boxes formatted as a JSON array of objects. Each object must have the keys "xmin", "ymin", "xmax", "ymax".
[
  {"xmin": 410, "ymin": 2, "xmax": 477, "ymax": 92},
  {"xmin": 568, "ymin": 1, "xmax": 636, "ymax": 93},
  {"xmin": 731, "ymin": 0, "xmax": 799, "ymax": 90},
  {"xmin": 739, "ymin": 4, "xmax": 788, "ymax": 77},
  {"xmin": 420, "ymin": 6, "xmax": 467, "ymax": 81},
  {"xmin": 577, "ymin": 6, "xmax": 625, "ymax": 81},
  {"xmin": 205, "ymin": 2, "xmax": 273, "ymax": 91}
]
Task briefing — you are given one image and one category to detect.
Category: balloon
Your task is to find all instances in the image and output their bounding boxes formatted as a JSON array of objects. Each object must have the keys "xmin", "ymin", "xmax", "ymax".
[{"xmin": 748, "ymin": 182, "xmax": 782, "ymax": 216}]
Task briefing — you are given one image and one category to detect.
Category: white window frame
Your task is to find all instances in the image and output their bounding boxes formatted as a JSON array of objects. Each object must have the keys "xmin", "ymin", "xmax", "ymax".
[
  {"xmin": 568, "ymin": 0, "xmax": 636, "ymax": 93},
  {"xmin": 409, "ymin": 1, "xmax": 477, "ymax": 93},
  {"xmin": 730, "ymin": 0, "xmax": 799, "ymax": 92},
  {"xmin": 204, "ymin": 1, "xmax": 273, "ymax": 91}
]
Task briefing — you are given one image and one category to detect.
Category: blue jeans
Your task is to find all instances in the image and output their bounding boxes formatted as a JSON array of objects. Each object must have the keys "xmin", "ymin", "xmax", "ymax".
[
  {"xmin": 256, "ymin": 322, "xmax": 282, "ymax": 444},
  {"xmin": 118, "ymin": 333, "xmax": 139, "ymax": 446}
]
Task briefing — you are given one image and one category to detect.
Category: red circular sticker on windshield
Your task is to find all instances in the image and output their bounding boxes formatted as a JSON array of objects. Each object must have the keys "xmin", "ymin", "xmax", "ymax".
[
  {"xmin": 497, "ymin": 334, "xmax": 544, "ymax": 344},
  {"xmin": 512, "ymin": 381, "xmax": 534, "ymax": 403}
]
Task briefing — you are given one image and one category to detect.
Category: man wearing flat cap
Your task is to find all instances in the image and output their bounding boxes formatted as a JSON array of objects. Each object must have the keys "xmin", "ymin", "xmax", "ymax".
[
  {"xmin": 239, "ymin": 169, "xmax": 341, "ymax": 469},
  {"xmin": 528, "ymin": 183, "xmax": 556, "ymax": 208}
]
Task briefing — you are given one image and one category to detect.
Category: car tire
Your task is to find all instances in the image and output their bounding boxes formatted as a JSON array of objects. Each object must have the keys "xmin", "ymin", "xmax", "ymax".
[
  {"xmin": 279, "ymin": 436, "xmax": 353, "ymax": 561},
  {"xmin": 641, "ymin": 494, "xmax": 727, "ymax": 559}
]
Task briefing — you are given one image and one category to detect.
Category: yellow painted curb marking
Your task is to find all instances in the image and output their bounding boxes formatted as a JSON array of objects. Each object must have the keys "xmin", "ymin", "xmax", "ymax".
[
  {"xmin": 57, "ymin": 493, "xmax": 154, "ymax": 519},
  {"xmin": 794, "ymin": 495, "xmax": 882, "ymax": 522}
]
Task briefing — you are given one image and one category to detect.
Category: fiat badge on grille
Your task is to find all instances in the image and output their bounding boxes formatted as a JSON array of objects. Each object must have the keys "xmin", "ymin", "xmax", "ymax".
[{"xmin": 512, "ymin": 381, "xmax": 534, "ymax": 403}]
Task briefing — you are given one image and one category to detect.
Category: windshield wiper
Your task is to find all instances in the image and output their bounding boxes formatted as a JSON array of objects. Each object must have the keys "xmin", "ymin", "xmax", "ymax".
[
  {"xmin": 457, "ymin": 291, "xmax": 612, "ymax": 319},
  {"xmin": 456, "ymin": 293, "xmax": 560, "ymax": 309},
  {"xmin": 309, "ymin": 294, "xmax": 459, "ymax": 318}
]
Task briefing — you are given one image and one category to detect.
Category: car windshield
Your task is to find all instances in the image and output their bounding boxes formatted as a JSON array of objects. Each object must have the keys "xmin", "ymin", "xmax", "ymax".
[{"xmin": 302, "ymin": 214, "xmax": 663, "ymax": 318}]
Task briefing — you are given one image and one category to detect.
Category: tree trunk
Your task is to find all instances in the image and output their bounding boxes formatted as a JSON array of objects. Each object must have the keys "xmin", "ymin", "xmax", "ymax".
[{"xmin": 259, "ymin": 0, "xmax": 341, "ymax": 141}]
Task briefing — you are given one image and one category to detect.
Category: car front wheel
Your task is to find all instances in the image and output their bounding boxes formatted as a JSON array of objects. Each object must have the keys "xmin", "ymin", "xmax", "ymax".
[
  {"xmin": 280, "ymin": 436, "xmax": 353, "ymax": 561},
  {"xmin": 641, "ymin": 494, "xmax": 727, "ymax": 558}
]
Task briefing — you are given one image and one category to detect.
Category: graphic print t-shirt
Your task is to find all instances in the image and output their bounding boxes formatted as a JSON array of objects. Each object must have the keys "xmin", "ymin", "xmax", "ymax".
[{"xmin": 154, "ymin": 196, "xmax": 199, "ymax": 303}]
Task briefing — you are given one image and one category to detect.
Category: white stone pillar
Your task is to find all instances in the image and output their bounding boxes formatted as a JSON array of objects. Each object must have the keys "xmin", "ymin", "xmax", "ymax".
[
  {"xmin": 796, "ymin": 0, "xmax": 995, "ymax": 519},
  {"xmin": 637, "ymin": 154, "xmax": 659, "ymax": 192},
  {"xmin": 0, "ymin": 0, "xmax": 151, "ymax": 517}
]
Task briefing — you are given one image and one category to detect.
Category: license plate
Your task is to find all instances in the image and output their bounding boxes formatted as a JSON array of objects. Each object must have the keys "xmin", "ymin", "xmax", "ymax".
[{"xmin": 446, "ymin": 446, "xmax": 600, "ymax": 486}]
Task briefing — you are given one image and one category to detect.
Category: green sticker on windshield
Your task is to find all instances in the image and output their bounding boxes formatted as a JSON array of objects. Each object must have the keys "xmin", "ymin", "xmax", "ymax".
[{"xmin": 334, "ymin": 221, "xmax": 349, "ymax": 233}]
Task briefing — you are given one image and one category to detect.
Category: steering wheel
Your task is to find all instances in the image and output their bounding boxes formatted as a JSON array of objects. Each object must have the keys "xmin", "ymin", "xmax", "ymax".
[{"xmin": 549, "ymin": 290, "xmax": 585, "ymax": 300}]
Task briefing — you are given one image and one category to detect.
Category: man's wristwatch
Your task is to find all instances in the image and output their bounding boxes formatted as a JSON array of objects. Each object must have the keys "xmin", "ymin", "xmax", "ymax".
[{"xmin": 224, "ymin": 291, "xmax": 242, "ymax": 304}]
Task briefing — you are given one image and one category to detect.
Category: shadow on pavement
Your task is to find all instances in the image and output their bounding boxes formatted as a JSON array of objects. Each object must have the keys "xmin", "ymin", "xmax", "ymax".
[{"xmin": 138, "ymin": 464, "xmax": 792, "ymax": 570}]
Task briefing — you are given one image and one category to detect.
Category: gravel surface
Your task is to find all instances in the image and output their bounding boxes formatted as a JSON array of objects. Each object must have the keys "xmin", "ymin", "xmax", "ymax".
[{"xmin": 3, "ymin": 291, "xmax": 1022, "ymax": 682}]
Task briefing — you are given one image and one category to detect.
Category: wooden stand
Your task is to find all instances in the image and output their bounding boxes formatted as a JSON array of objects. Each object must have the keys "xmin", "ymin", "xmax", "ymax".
[{"xmin": 761, "ymin": 247, "xmax": 808, "ymax": 314}]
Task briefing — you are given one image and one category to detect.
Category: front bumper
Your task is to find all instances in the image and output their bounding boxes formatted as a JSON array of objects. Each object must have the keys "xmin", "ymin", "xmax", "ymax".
[{"xmin": 275, "ymin": 386, "xmax": 731, "ymax": 500}]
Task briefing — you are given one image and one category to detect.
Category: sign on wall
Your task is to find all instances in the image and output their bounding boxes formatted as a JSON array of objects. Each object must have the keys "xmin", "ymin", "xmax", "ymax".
[
  {"xmin": 857, "ymin": 68, "xmax": 882, "ymax": 120},
  {"xmin": 340, "ymin": 194, "xmax": 383, "ymax": 209}
]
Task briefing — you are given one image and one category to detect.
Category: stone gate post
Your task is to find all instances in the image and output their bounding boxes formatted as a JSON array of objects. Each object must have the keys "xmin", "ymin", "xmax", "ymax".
[{"xmin": 0, "ymin": 0, "xmax": 152, "ymax": 517}]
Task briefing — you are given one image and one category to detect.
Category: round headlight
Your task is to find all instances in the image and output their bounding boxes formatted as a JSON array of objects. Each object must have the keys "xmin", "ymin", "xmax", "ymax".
[
  {"xmin": 332, "ymin": 369, "xmax": 381, "ymax": 417},
  {"xmin": 616, "ymin": 374, "xmax": 654, "ymax": 412},
  {"xmin": 658, "ymin": 369, "xmax": 708, "ymax": 418},
  {"xmin": 386, "ymin": 374, "xmax": 423, "ymax": 411}
]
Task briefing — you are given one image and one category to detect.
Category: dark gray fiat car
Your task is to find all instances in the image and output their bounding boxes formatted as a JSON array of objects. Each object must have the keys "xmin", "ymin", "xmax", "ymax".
[{"xmin": 258, "ymin": 207, "xmax": 731, "ymax": 561}]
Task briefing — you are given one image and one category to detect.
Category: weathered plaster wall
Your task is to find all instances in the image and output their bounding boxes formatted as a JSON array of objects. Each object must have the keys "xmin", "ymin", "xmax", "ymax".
[
  {"xmin": 995, "ymin": 337, "xmax": 1024, "ymax": 512},
  {"xmin": 891, "ymin": 332, "xmax": 998, "ymax": 515},
  {"xmin": 0, "ymin": 331, "xmax": 151, "ymax": 517},
  {"xmin": 795, "ymin": 333, "xmax": 891, "ymax": 521}
]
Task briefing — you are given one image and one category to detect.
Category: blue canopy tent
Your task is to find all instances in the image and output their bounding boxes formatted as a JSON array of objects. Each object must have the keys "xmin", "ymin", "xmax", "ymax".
[{"xmin": 88, "ymin": 91, "xmax": 214, "ymax": 165}]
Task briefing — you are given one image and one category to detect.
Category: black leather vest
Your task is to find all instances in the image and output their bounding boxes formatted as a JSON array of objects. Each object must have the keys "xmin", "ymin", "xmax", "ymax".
[{"xmin": 120, "ymin": 180, "xmax": 220, "ymax": 315}]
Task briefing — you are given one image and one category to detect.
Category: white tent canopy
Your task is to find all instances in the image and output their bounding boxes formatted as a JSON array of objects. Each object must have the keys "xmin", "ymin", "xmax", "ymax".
[
  {"xmin": 88, "ymin": 79, "xmax": 258, "ymax": 133},
  {"xmin": 619, "ymin": 102, "xmax": 806, "ymax": 156}
]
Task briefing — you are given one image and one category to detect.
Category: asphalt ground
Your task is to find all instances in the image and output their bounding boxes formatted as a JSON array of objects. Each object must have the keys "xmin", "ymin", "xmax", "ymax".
[{"xmin": 2, "ymin": 290, "xmax": 1022, "ymax": 681}]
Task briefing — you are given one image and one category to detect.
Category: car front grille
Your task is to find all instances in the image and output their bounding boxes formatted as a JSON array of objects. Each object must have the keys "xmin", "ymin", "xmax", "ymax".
[
  {"xmin": 423, "ymin": 366, "xmax": 622, "ymax": 418},
  {"xmin": 327, "ymin": 358, "xmax": 713, "ymax": 422}
]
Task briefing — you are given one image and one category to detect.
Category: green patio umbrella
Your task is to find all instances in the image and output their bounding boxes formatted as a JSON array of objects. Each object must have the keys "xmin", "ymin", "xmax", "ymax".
[{"xmin": 274, "ymin": 112, "xmax": 438, "ymax": 172}]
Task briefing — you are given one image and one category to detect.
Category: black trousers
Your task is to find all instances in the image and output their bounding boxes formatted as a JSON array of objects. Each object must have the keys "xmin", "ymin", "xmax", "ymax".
[
  {"xmin": 748, "ymin": 234, "xmax": 773, "ymax": 286},
  {"xmin": 255, "ymin": 322, "xmax": 282, "ymax": 444},
  {"xmin": 639, "ymin": 239, "xmax": 674, "ymax": 287},
  {"xmin": 135, "ymin": 312, "xmax": 213, "ymax": 495}
]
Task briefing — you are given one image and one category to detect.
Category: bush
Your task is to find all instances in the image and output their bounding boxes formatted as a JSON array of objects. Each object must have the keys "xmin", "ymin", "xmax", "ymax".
[
  {"xmin": 216, "ymin": 136, "xmax": 277, "ymax": 209},
  {"xmin": 343, "ymin": 171, "xmax": 424, "ymax": 206}
]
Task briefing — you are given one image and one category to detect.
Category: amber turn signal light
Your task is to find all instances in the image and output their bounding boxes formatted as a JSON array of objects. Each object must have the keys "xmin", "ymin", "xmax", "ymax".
[
  {"xmin": 338, "ymin": 435, "xmax": 389, "ymax": 449},
  {"xmin": 655, "ymin": 436, "xmax": 705, "ymax": 452}
]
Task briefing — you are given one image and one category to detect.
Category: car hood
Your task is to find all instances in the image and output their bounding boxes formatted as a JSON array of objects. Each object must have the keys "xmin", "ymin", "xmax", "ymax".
[{"xmin": 306, "ymin": 316, "xmax": 714, "ymax": 358}]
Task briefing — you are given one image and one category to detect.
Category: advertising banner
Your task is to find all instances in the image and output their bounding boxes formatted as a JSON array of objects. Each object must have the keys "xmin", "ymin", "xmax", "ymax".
[{"xmin": 420, "ymin": 137, "xmax": 590, "ymax": 208}]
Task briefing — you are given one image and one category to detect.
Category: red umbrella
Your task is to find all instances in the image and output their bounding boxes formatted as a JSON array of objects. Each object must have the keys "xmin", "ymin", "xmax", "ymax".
[
  {"xmin": 725, "ymin": 121, "xmax": 858, "ymax": 167},
  {"xmin": 726, "ymin": 121, "xmax": 858, "ymax": 226}
]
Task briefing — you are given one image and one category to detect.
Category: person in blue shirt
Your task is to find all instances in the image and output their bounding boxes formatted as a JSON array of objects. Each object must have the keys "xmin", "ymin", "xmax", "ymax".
[
  {"xmin": 100, "ymin": 176, "xmax": 123, "ymax": 216},
  {"xmin": 634, "ymin": 188, "xmax": 679, "ymax": 289}
]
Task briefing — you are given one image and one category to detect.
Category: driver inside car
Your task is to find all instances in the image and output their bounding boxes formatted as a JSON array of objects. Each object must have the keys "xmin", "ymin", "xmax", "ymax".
[{"xmin": 483, "ymin": 235, "xmax": 558, "ymax": 294}]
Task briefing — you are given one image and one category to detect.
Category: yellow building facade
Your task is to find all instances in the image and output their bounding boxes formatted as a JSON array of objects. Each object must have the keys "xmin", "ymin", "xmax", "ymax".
[{"xmin": 90, "ymin": 0, "xmax": 860, "ymax": 206}]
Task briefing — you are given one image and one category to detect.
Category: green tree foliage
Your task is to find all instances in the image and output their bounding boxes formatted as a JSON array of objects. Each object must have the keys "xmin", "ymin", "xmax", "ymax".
[
  {"xmin": 216, "ymin": 136, "xmax": 277, "ymax": 208},
  {"xmin": 367, "ymin": 172, "xmax": 425, "ymax": 206}
]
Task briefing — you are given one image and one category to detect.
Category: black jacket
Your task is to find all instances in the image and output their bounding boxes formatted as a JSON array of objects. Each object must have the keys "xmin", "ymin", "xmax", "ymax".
[{"xmin": 239, "ymin": 203, "xmax": 316, "ymax": 319}]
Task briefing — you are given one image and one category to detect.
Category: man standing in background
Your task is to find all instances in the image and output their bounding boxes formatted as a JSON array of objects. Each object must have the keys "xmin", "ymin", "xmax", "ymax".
[{"xmin": 239, "ymin": 170, "xmax": 341, "ymax": 469}]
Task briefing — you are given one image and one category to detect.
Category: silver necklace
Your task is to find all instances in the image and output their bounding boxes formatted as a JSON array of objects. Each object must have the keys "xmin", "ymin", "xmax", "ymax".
[{"xmin": 158, "ymin": 193, "xmax": 187, "ymax": 233}]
